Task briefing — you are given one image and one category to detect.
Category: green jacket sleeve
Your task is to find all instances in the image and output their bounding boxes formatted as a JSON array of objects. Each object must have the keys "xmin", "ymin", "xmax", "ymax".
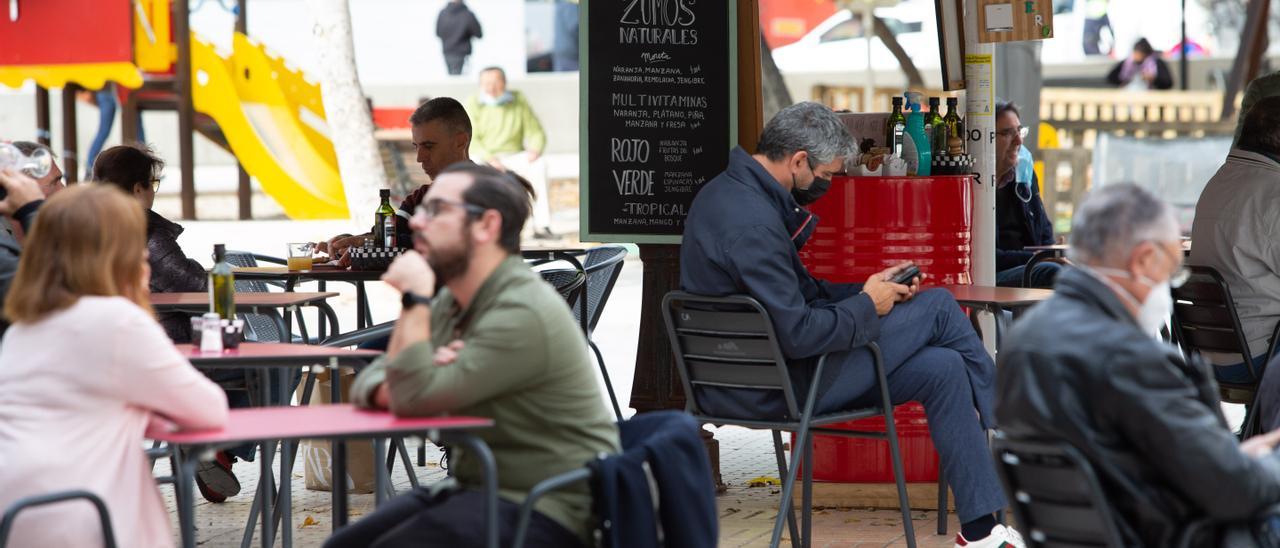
[
  {"xmin": 519, "ymin": 95, "xmax": 547, "ymax": 154},
  {"xmin": 384, "ymin": 304, "xmax": 550, "ymax": 416},
  {"xmin": 351, "ymin": 357, "xmax": 389, "ymax": 408},
  {"xmin": 464, "ymin": 97, "xmax": 492, "ymax": 162}
]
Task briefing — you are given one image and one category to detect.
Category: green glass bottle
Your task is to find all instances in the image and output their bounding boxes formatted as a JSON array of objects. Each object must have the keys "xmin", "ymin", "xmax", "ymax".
[
  {"xmin": 209, "ymin": 244, "xmax": 236, "ymax": 320},
  {"xmin": 886, "ymin": 97, "xmax": 907, "ymax": 158},
  {"xmin": 927, "ymin": 97, "xmax": 947, "ymax": 157},
  {"xmin": 374, "ymin": 189, "xmax": 397, "ymax": 248},
  {"xmin": 943, "ymin": 97, "xmax": 965, "ymax": 153}
]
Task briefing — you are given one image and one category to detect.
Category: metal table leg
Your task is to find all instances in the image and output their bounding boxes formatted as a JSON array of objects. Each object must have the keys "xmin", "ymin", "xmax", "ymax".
[
  {"xmin": 374, "ymin": 438, "xmax": 389, "ymax": 507},
  {"xmin": 447, "ymin": 433, "xmax": 498, "ymax": 548},
  {"xmin": 177, "ymin": 447, "xmax": 199, "ymax": 548}
]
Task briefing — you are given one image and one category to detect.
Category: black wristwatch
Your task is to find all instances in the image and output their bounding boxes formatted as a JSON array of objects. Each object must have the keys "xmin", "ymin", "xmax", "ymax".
[{"xmin": 401, "ymin": 291, "xmax": 433, "ymax": 310}]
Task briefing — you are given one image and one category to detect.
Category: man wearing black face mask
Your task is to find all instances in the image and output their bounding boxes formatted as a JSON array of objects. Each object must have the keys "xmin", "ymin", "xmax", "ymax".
[
  {"xmin": 681, "ymin": 102, "xmax": 1022, "ymax": 547},
  {"xmin": 790, "ymin": 159, "xmax": 831, "ymax": 207}
]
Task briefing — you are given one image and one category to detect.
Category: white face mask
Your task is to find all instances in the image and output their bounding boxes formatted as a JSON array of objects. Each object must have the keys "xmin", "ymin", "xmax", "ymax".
[{"xmin": 1086, "ymin": 266, "xmax": 1174, "ymax": 338}]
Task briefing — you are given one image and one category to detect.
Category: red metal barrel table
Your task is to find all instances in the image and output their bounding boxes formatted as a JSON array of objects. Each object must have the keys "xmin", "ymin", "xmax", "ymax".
[{"xmin": 797, "ymin": 175, "xmax": 972, "ymax": 484}]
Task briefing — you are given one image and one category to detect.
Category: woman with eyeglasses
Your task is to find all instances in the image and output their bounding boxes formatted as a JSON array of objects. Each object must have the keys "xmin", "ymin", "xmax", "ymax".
[
  {"xmin": 993, "ymin": 100, "xmax": 1062, "ymax": 289},
  {"xmin": 92, "ymin": 145, "xmax": 251, "ymax": 504}
]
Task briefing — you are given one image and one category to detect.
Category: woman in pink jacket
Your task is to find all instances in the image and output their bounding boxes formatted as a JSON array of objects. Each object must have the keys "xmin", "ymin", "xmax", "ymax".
[{"xmin": 0, "ymin": 182, "xmax": 229, "ymax": 547}]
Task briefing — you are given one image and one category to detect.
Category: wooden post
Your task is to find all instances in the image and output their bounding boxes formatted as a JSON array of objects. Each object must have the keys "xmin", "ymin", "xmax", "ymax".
[
  {"xmin": 1222, "ymin": 0, "xmax": 1270, "ymax": 121},
  {"xmin": 60, "ymin": 84, "xmax": 79, "ymax": 183},
  {"xmin": 236, "ymin": 0, "xmax": 253, "ymax": 219},
  {"xmin": 35, "ymin": 86, "xmax": 51, "ymax": 147},
  {"xmin": 174, "ymin": 0, "xmax": 197, "ymax": 219}
]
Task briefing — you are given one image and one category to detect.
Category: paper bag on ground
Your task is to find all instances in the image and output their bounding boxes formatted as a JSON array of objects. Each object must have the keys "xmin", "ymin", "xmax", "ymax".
[{"xmin": 296, "ymin": 368, "xmax": 377, "ymax": 494}]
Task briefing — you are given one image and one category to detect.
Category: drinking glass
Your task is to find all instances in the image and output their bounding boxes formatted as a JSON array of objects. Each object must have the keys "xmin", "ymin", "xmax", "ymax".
[
  {"xmin": 0, "ymin": 143, "xmax": 52, "ymax": 178},
  {"xmin": 287, "ymin": 242, "xmax": 315, "ymax": 271}
]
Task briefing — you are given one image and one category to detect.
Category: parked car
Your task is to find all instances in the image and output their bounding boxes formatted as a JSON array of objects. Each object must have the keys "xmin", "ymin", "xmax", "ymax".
[{"xmin": 770, "ymin": 1, "xmax": 941, "ymax": 74}]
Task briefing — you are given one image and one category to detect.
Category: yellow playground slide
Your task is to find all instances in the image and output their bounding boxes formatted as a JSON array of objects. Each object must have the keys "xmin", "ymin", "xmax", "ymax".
[{"xmin": 190, "ymin": 32, "xmax": 348, "ymax": 219}]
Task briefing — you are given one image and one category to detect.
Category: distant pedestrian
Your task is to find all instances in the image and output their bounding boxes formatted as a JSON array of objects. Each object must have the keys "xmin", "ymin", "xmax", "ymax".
[
  {"xmin": 1106, "ymin": 38, "xmax": 1173, "ymax": 91},
  {"xmin": 1082, "ymin": 0, "xmax": 1112, "ymax": 55},
  {"xmin": 552, "ymin": 0, "xmax": 580, "ymax": 72},
  {"xmin": 437, "ymin": 0, "xmax": 483, "ymax": 76}
]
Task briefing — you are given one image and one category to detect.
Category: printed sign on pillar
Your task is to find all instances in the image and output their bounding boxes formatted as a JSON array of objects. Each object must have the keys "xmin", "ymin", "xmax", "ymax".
[{"xmin": 976, "ymin": 0, "xmax": 1054, "ymax": 43}]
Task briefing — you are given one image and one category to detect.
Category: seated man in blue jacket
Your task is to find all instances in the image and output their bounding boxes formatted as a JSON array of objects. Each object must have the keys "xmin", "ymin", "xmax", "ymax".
[
  {"xmin": 681, "ymin": 102, "xmax": 1022, "ymax": 548},
  {"xmin": 994, "ymin": 101, "xmax": 1061, "ymax": 288}
]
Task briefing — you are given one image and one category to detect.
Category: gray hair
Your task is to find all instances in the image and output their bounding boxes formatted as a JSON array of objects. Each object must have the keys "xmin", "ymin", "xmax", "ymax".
[
  {"xmin": 1067, "ymin": 184, "xmax": 1180, "ymax": 267},
  {"xmin": 756, "ymin": 102, "xmax": 856, "ymax": 167}
]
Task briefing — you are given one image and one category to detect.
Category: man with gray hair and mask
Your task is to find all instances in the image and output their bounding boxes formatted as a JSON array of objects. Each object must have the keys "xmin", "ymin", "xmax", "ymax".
[
  {"xmin": 681, "ymin": 102, "xmax": 1021, "ymax": 548},
  {"xmin": 998, "ymin": 184, "xmax": 1280, "ymax": 547}
]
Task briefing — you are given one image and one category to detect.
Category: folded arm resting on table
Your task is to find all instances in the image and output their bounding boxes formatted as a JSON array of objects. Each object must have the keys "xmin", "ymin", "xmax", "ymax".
[{"xmin": 352, "ymin": 303, "xmax": 550, "ymax": 417}]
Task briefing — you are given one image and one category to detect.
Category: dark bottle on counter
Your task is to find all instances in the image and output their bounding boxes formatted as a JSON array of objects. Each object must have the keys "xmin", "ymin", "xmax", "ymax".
[
  {"xmin": 886, "ymin": 96, "xmax": 907, "ymax": 158},
  {"xmin": 209, "ymin": 244, "xmax": 236, "ymax": 320},
  {"xmin": 927, "ymin": 97, "xmax": 947, "ymax": 156},
  {"xmin": 944, "ymin": 97, "xmax": 965, "ymax": 153},
  {"xmin": 374, "ymin": 189, "xmax": 397, "ymax": 248}
]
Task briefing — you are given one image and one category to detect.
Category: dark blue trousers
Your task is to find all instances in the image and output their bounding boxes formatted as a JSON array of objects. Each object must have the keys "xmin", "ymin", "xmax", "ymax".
[{"xmin": 813, "ymin": 289, "xmax": 1005, "ymax": 523}]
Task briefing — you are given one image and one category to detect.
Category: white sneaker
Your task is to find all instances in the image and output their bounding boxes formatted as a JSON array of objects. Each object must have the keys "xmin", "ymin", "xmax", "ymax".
[{"xmin": 953, "ymin": 524, "xmax": 1026, "ymax": 548}]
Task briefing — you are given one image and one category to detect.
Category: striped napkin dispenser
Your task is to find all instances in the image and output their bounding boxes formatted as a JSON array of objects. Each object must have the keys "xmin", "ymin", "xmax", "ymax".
[{"xmin": 350, "ymin": 247, "xmax": 405, "ymax": 271}]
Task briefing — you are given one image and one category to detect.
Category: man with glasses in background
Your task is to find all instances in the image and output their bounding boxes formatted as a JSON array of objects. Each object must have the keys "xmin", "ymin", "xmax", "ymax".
[
  {"xmin": 993, "ymin": 101, "xmax": 1061, "ymax": 288},
  {"xmin": 999, "ymin": 184, "xmax": 1280, "ymax": 547}
]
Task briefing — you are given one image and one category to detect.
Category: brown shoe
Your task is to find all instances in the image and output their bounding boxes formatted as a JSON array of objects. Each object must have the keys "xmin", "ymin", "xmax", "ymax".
[{"xmin": 195, "ymin": 451, "xmax": 240, "ymax": 503}]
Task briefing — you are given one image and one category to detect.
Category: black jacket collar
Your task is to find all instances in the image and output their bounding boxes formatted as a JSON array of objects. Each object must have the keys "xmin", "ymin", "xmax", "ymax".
[
  {"xmin": 146, "ymin": 209, "xmax": 184, "ymax": 241},
  {"xmin": 723, "ymin": 147, "xmax": 818, "ymax": 249},
  {"xmin": 1053, "ymin": 266, "xmax": 1141, "ymax": 329}
]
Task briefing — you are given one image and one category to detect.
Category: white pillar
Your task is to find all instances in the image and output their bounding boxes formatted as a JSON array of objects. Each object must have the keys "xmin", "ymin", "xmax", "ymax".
[
  {"xmin": 963, "ymin": 0, "xmax": 996, "ymax": 286},
  {"xmin": 964, "ymin": 0, "xmax": 998, "ymax": 353}
]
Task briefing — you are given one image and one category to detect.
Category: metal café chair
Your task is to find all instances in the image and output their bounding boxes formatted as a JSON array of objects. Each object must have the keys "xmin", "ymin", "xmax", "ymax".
[
  {"xmin": 0, "ymin": 491, "xmax": 117, "ymax": 548},
  {"xmin": 662, "ymin": 291, "xmax": 917, "ymax": 548},
  {"xmin": 992, "ymin": 434, "xmax": 1220, "ymax": 548},
  {"xmin": 1171, "ymin": 265, "xmax": 1280, "ymax": 438},
  {"xmin": 528, "ymin": 249, "xmax": 625, "ymax": 420}
]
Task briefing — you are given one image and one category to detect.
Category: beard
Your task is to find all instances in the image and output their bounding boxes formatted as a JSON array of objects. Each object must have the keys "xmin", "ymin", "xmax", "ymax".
[{"xmin": 426, "ymin": 229, "xmax": 473, "ymax": 284}]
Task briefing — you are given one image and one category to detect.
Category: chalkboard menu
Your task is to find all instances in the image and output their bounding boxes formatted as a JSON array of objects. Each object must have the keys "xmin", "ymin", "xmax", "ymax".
[{"xmin": 580, "ymin": 0, "xmax": 737, "ymax": 243}]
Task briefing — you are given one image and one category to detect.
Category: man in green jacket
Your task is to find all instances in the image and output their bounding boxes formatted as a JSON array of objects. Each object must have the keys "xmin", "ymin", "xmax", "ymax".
[
  {"xmin": 325, "ymin": 163, "xmax": 618, "ymax": 548},
  {"xmin": 466, "ymin": 67, "xmax": 553, "ymax": 238}
]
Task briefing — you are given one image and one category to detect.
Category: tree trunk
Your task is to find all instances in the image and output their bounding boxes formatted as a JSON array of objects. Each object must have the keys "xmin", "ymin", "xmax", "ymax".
[
  {"xmin": 872, "ymin": 15, "xmax": 925, "ymax": 89},
  {"xmin": 308, "ymin": 0, "xmax": 385, "ymax": 226},
  {"xmin": 760, "ymin": 32, "xmax": 794, "ymax": 122}
]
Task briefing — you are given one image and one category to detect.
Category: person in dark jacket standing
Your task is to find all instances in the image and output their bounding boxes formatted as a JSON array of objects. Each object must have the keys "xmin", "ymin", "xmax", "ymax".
[
  {"xmin": 998, "ymin": 184, "xmax": 1280, "ymax": 547},
  {"xmin": 994, "ymin": 101, "xmax": 1060, "ymax": 288},
  {"xmin": 92, "ymin": 144, "xmax": 251, "ymax": 504},
  {"xmin": 437, "ymin": 0, "xmax": 483, "ymax": 76},
  {"xmin": 681, "ymin": 102, "xmax": 1023, "ymax": 548}
]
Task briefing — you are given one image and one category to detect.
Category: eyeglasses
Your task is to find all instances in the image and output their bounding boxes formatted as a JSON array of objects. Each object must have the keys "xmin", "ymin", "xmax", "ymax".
[
  {"xmin": 996, "ymin": 126, "xmax": 1029, "ymax": 140},
  {"xmin": 414, "ymin": 197, "xmax": 487, "ymax": 220}
]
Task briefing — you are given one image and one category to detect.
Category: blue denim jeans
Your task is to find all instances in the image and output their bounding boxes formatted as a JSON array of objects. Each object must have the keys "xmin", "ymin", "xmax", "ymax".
[
  {"xmin": 85, "ymin": 86, "xmax": 146, "ymax": 177},
  {"xmin": 814, "ymin": 289, "xmax": 1004, "ymax": 523},
  {"xmin": 996, "ymin": 261, "xmax": 1061, "ymax": 289}
]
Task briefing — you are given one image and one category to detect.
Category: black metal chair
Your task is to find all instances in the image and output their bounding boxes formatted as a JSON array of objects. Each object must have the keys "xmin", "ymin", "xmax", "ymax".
[
  {"xmin": 662, "ymin": 291, "xmax": 916, "ymax": 548},
  {"xmin": 991, "ymin": 435, "xmax": 1129, "ymax": 548},
  {"xmin": 1171, "ymin": 265, "xmax": 1280, "ymax": 438},
  {"xmin": 0, "ymin": 490, "xmax": 117, "ymax": 548},
  {"xmin": 529, "ymin": 251, "xmax": 625, "ymax": 420},
  {"xmin": 992, "ymin": 434, "xmax": 1221, "ymax": 548}
]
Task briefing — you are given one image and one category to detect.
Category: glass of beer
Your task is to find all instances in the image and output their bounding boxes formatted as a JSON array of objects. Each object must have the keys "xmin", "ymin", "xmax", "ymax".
[{"xmin": 287, "ymin": 242, "xmax": 315, "ymax": 271}]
